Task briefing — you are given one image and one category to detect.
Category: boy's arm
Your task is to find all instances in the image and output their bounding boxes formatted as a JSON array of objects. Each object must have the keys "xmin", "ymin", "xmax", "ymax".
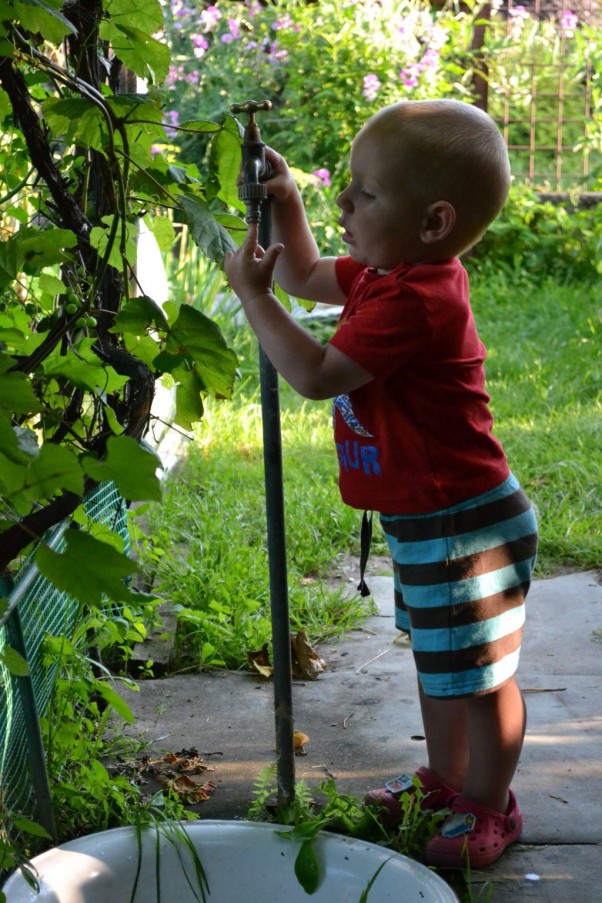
[
  {"xmin": 263, "ymin": 147, "xmax": 345, "ymax": 306},
  {"xmin": 224, "ymin": 224, "xmax": 372, "ymax": 400}
]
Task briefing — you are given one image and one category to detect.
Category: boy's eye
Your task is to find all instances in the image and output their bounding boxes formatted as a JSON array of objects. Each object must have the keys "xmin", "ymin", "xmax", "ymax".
[{"xmin": 360, "ymin": 189, "xmax": 376, "ymax": 200}]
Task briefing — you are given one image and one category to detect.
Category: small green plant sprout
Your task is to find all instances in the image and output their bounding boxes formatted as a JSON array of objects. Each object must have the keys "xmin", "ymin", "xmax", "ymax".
[
  {"xmin": 130, "ymin": 794, "xmax": 209, "ymax": 903},
  {"xmin": 0, "ymin": 812, "xmax": 52, "ymax": 902}
]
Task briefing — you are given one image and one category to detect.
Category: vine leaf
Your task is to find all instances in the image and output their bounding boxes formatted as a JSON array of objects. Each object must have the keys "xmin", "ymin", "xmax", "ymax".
[
  {"xmin": 0, "ymin": 645, "xmax": 30, "ymax": 677},
  {"xmin": 9, "ymin": 0, "xmax": 77, "ymax": 42},
  {"xmin": 82, "ymin": 435, "xmax": 162, "ymax": 501},
  {"xmin": 35, "ymin": 527, "xmax": 138, "ymax": 607},
  {"xmin": 23, "ymin": 444, "xmax": 83, "ymax": 499},
  {"xmin": 99, "ymin": 20, "xmax": 170, "ymax": 84},
  {"xmin": 172, "ymin": 365, "xmax": 204, "ymax": 431},
  {"xmin": 164, "ymin": 304, "xmax": 238, "ymax": 399},
  {"xmin": 177, "ymin": 195, "xmax": 237, "ymax": 264},
  {"xmin": 43, "ymin": 341, "xmax": 128, "ymax": 394},
  {"xmin": 0, "ymin": 371, "xmax": 41, "ymax": 414}
]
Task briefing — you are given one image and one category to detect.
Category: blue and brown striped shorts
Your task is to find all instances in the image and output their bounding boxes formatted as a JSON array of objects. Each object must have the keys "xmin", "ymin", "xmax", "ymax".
[{"xmin": 380, "ymin": 474, "xmax": 538, "ymax": 699}]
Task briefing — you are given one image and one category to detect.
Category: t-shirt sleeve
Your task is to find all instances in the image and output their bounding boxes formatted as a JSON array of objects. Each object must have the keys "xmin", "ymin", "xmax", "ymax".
[
  {"xmin": 335, "ymin": 256, "xmax": 364, "ymax": 296},
  {"xmin": 329, "ymin": 278, "xmax": 431, "ymax": 379}
]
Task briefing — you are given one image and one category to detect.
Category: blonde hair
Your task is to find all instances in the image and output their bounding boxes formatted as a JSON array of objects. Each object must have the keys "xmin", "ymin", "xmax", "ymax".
[{"xmin": 362, "ymin": 100, "xmax": 511, "ymax": 248}]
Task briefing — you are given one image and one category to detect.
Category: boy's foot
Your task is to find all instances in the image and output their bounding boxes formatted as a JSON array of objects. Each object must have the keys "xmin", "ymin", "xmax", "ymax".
[
  {"xmin": 425, "ymin": 789, "xmax": 523, "ymax": 869},
  {"xmin": 364, "ymin": 766, "xmax": 458, "ymax": 827}
]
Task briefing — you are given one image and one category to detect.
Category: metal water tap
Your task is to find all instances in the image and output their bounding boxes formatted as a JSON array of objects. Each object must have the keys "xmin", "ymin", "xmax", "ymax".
[{"xmin": 230, "ymin": 99, "xmax": 272, "ymax": 224}]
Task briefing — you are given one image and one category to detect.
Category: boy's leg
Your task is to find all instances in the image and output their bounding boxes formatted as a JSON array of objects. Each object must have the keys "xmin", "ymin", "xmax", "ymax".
[
  {"xmin": 418, "ymin": 681, "xmax": 467, "ymax": 792},
  {"xmin": 420, "ymin": 677, "xmax": 526, "ymax": 811},
  {"xmin": 462, "ymin": 676, "xmax": 526, "ymax": 812}
]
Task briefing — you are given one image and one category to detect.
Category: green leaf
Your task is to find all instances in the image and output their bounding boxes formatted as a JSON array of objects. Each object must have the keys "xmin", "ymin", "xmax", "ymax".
[
  {"xmin": 0, "ymin": 645, "xmax": 30, "ymax": 677},
  {"xmin": 95, "ymin": 682, "xmax": 135, "ymax": 723},
  {"xmin": 38, "ymin": 273, "xmax": 65, "ymax": 295},
  {"xmin": 35, "ymin": 528, "xmax": 137, "ymax": 607},
  {"xmin": 89, "ymin": 216, "xmax": 137, "ymax": 271},
  {"xmin": 104, "ymin": 0, "xmax": 164, "ymax": 34},
  {"xmin": 44, "ymin": 98, "xmax": 107, "ymax": 151},
  {"xmin": 0, "ymin": 371, "xmax": 41, "ymax": 414},
  {"xmin": 10, "ymin": 0, "xmax": 76, "ymax": 42},
  {"xmin": 25, "ymin": 443, "xmax": 83, "ymax": 499},
  {"xmin": 166, "ymin": 305, "xmax": 237, "ymax": 399},
  {"xmin": 11, "ymin": 815, "xmax": 52, "ymax": 840},
  {"xmin": 358, "ymin": 859, "xmax": 391, "ymax": 903},
  {"xmin": 208, "ymin": 117, "xmax": 244, "ymax": 210},
  {"xmin": 5, "ymin": 227, "xmax": 77, "ymax": 275},
  {"xmin": 43, "ymin": 341, "xmax": 128, "ymax": 395},
  {"xmin": 99, "ymin": 21, "xmax": 170, "ymax": 84},
  {"xmin": 107, "ymin": 95, "xmax": 165, "ymax": 161},
  {"xmin": 145, "ymin": 215, "xmax": 176, "ymax": 253},
  {"xmin": 113, "ymin": 295, "xmax": 168, "ymax": 334},
  {"xmin": 294, "ymin": 840, "xmax": 320, "ymax": 895},
  {"xmin": 81, "ymin": 435, "xmax": 162, "ymax": 502},
  {"xmin": 173, "ymin": 365, "xmax": 204, "ymax": 430},
  {"xmin": 177, "ymin": 195, "xmax": 237, "ymax": 265}
]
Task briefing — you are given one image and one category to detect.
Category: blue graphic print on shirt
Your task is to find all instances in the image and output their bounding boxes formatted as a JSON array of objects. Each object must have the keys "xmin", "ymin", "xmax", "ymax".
[{"xmin": 333, "ymin": 395, "xmax": 382, "ymax": 477}]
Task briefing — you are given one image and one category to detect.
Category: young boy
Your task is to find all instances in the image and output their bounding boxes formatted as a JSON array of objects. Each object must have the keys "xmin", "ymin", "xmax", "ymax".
[{"xmin": 224, "ymin": 99, "xmax": 538, "ymax": 869}]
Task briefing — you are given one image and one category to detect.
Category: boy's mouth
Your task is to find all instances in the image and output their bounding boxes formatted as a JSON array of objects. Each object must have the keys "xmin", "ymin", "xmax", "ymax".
[{"xmin": 339, "ymin": 221, "xmax": 353, "ymax": 243}]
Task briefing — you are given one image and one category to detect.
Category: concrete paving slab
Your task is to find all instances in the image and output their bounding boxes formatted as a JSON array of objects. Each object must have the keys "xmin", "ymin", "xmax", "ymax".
[{"xmin": 119, "ymin": 569, "xmax": 602, "ymax": 902}]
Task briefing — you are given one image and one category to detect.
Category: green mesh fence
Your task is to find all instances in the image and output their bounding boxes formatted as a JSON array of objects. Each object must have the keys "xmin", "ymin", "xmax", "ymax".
[{"xmin": 0, "ymin": 482, "xmax": 129, "ymax": 832}]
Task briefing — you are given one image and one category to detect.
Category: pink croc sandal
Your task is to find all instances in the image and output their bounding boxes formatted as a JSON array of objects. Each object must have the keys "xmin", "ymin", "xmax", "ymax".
[
  {"xmin": 365, "ymin": 767, "xmax": 457, "ymax": 828},
  {"xmin": 426, "ymin": 790, "xmax": 523, "ymax": 868}
]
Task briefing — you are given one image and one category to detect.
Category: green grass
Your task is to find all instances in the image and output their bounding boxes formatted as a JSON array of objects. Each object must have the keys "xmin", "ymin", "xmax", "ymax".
[{"xmin": 136, "ymin": 274, "xmax": 601, "ymax": 670}]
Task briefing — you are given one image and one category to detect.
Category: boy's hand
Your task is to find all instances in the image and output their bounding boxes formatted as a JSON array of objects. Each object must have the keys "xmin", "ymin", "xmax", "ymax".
[
  {"xmin": 224, "ymin": 222, "xmax": 284, "ymax": 305},
  {"xmin": 263, "ymin": 146, "xmax": 299, "ymax": 203}
]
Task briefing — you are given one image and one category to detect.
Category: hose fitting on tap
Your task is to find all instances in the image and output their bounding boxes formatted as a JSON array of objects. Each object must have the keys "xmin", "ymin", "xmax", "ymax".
[{"xmin": 230, "ymin": 99, "xmax": 272, "ymax": 224}]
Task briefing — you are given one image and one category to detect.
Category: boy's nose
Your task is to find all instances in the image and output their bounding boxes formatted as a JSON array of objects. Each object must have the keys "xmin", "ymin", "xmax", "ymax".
[{"xmin": 336, "ymin": 187, "xmax": 351, "ymax": 211}]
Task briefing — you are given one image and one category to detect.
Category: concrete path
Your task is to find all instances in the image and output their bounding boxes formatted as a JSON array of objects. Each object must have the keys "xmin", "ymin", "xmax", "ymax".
[{"xmin": 121, "ymin": 570, "xmax": 602, "ymax": 902}]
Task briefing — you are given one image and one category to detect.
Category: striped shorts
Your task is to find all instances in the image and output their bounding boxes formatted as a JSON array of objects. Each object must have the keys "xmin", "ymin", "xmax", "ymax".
[{"xmin": 380, "ymin": 474, "xmax": 538, "ymax": 699}]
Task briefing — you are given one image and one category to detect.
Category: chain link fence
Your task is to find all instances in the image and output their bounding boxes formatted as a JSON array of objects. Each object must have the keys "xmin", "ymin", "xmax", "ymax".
[{"xmin": 0, "ymin": 483, "xmax": 129, "ymax": 842}]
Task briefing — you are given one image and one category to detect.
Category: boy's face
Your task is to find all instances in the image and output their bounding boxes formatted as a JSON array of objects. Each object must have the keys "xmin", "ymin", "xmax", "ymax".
[{"xmin": 336, "ymin": 125, "xmax": 427, "ymax": 271}]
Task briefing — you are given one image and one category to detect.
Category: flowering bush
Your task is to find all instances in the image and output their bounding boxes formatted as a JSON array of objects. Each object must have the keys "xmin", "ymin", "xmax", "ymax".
[
  {"xmin": 160, "ymin": 0, "xmax": 599, "ymax": 191},
  {"xmin": 158, "ymin": 0, "xmax": 601, "ymax": 263},
  {"xmin": 160, "ymin": 0, "xmax": 478, "ymax": 180}
]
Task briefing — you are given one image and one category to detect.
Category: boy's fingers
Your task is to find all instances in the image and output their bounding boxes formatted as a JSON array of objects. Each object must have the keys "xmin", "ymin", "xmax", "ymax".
[
  {"xmin": 263, "ymin": 243, "xmax": 284, "ymax": 267},
  {"xmin": 245, "ymin": 221, "xmax": 259, "ymax": 246}
]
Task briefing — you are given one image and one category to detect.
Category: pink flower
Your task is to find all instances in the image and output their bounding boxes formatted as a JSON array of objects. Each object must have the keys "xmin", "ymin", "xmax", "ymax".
[
  {"xmin": 200, "ymin": 5, "xmax": 221, "ymax": 32},
  {"xmin": 362, "ymin": 73, "xmax": 381, "ymax": 102},
  {"xmin": 163, "ymin": 109, "xmax": 180, "ymax": 139},
  {"xmin": 166, "ymin": 64, "xmax": 184, "ymax": 88},
  {"xmin": 273, "ymin": 14, "xmax": 299, "ymax": 32},
  {"xmin": 313, "ymin": 168, "xmax": 332, "ymax": 188},
  {"xmin": 191, "ymin": 33, "xmax": 209, "ymax": 57},
  {"xmin": 560, "ymin": 9, "xmax": 578, "ymax": 35},
  {"xmin": 245, "ymin": 2, "xmax": 262, "ymax": 18},
  {"xmin": 268, "ymin": 41, "xmax": 288, "ymax": 63},
  {"xmin": 399, "ymin": 66, "xmax": 420, "ymax": 89}
]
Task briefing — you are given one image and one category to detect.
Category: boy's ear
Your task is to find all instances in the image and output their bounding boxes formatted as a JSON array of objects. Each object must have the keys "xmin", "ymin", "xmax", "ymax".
[{"xmin": 420, "ymin": 201, "xmax": 456, "ymax": 244}]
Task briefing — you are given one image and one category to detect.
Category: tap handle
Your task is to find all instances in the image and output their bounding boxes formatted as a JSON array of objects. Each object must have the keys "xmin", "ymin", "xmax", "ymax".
[{"xmin": 230, "ymin": 99, "xmax": 272, "ymax": 130}]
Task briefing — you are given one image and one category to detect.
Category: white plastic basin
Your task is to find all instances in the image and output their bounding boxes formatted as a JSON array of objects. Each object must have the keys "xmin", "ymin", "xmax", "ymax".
[{"xmin": 2, "ymin": 819, "xmax": 458, "ymax": 902}]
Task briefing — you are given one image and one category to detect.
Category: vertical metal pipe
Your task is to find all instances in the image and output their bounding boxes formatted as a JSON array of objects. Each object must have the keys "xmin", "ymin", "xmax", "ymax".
[
  {"xmin": 257, "ymin": 198, "xmax": 295, "ymax": 810},
  {"xmin": 231, "ymin": 100, "xmax": 296, "ymax": 808}
]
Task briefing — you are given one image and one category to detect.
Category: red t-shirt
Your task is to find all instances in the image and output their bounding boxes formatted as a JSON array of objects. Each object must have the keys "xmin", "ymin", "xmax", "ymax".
[{"xmin": 329, "ymin": 257, "xmax": 509, "ymax": 514}]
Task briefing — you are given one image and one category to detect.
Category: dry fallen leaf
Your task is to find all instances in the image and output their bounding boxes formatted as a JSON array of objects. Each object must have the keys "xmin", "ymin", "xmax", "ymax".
[
  {"xmin": 291, "ymin": 629, "xmax": 327, "ymax": 680},
  {"xmin": 248, "ymin": 643, "xmax": 274, "ymax": 678}
]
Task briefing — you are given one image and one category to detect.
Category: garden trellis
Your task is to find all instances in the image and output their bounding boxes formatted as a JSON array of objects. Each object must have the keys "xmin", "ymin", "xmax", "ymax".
[{"xmin": 484, "ymin": 0, "xmax": 601, "ymax": 191}]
